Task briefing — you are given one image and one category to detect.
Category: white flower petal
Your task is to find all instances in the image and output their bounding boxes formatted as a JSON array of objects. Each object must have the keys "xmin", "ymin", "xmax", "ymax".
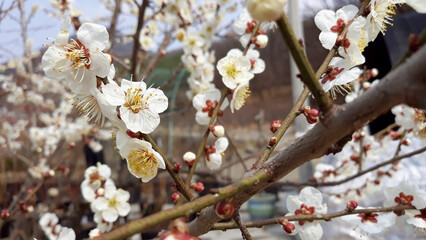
[
  {"xmin": 89, "ymin": 50, "xmax": 111, "ymax": 78},
  {"xmin": 145, "ymin": 88, "xmax": 168, "ymax": 113},
  {"xmin": 77, "ymin": 23, "xmax": 109, "ymax": 51},
  {"xmin": 102, "ymin": 207, "xmax": 119, "ymax": 222}
]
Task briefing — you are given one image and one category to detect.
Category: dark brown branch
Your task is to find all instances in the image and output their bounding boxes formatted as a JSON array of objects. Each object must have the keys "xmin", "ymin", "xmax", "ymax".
[
  {"xmin": 109, "ymin": 0, "xmax": 122, "ymax": 47},
  {"xmin": 130, "ymin": 0, "xmax": 149, "ymax": 78}
]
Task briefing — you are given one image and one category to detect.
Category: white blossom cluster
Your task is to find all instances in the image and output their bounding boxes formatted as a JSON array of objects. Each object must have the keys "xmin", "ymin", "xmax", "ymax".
[
  {"xmin": 41, "ymin": 12, "xmax": 169, "ymax": 183},
  {"xmin": 81, "ymin": 163, "xmax": 131, "ymax": 234},
  {"xmin": 39, "ymin": 212, "xmax": 76, "ymax": 240},
  {"xmin": 313, "ymin": 0, "xmax": 425, "ymax": 99}
]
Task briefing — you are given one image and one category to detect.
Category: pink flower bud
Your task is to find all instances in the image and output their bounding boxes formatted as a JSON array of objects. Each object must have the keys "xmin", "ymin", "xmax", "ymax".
[
  {"xmin": 346, "ymin": 201, "xmax": 358, "ymax": 212},
  {"xmin": 268, "ymin": 136, "xmax": 277, "ymax": 147},
  {"xmin": 402, "ymin": 138, "xmax": 411, "ymax": 146},
  {"xmin": 211, "ymin": 124, "xmax": 225, "ymax": 138},
  {"xmin": 173, "ymin": 163, "xmax": 182, "ymax": 173},
  {"xmin": 190, "ymin": 182, "xmax": 205, "ymax": 193},
  {"xmin": 270, "ymin": 120, "xmax": 282, "ymax": 134},
  {"xmin": 171, "ymin": 192, "xmax": 181, "ymax": 203},
  {"xmin": 280, "ymin": 219, "xmax": 295, "ymax": 234},
  {"xmin": 1, "ymin": 210, "xmax": 9, "ymax": 219},
  {"xmin": 183, "ymin": 152, "xmax": 196, "ymax": 167},
  {"xmin": 214, "ymin": 200, "xmax": 235, "ymax": 219}
]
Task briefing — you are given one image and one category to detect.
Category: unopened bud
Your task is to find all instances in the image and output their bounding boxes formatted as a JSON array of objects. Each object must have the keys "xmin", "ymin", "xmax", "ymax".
[
  {"xmin": 97, "ymin": 188, "xmax": 105, "ymax": 197},
  {"xmin": 68, "ymin": 142, "xmax": 75, "ymax": 148},
  {"xmin": 47, "ymin": 188, "xmax": 59, "ymax": 197},
  {"xmin": 25, "ymin": 205, "xmax": 34, "ymax": 213},
  {"xmin": 1, "ymin": 210, "xmax": 9, "ymax": 219},
  {"xmin": 89, "ymin": 228, "xmax": 102, "ymax": 238},
  {"xmin": 48, "ymin": 170, "xmax": 55, "ymax": 178},
  {"xmin": 253, "ymin": 34, "xmax": 268, "ymax": 48},
  {"xmin": 362, "ymin": 81, "xmax": 371, "ymax": 90},
  {"xmin": 59, "ymin": 166, "xmax": 69, "ymax": 175},
  {"xmin": 346, "ymin": 201, "xmax": 358, "ymax": 212},
  {"xmin": 280, "ymin": 219, "xmax": 295, "ymax": 234},
  {"xmin": 190, "ymin": 182, "xmax": 204, "ymax": 193},
  {"xmin": 270, "ymin": 120, "xmax": 282, "ymax": 134},
  {"xmin": 211, "ymin": 124, "xmax": 225, "ymax": 138},
  {"xmin": 214, "ymin": 200, "xmax": 235, "ymax": 219},
  {"xmin": 268, "ymin": 136, "xmax": 277, "ymax": 147},
  {"xmin": 402, "ymin": 138, "xmax": 411, "ymax": 146},
  {"xmin": 183, "ymin": 152, "xmax": 196, "ymax": 167},
  {"xmin": 371, "ymin": 68, "xmax": 379, "ymax": 77},
  {"xmin": 173, "ymin": 163, "xmax": 182, "ymax": 173},
  {"xmin": 301, "ymin": 106, "xmax": 319, "ymax": 124},
  {"xmin": 247, "ymin": 0, "xmax": 286, "ymax": 22},
  {"xmin": 171, "ymin": 192, "xmax": 181, "ymax": 203}
]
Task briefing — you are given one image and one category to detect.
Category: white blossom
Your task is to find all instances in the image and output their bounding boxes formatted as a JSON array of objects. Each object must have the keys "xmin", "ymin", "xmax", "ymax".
[
  {"xmin": 102, "ymin": 79, "xmax": 168, "ymax": 134},
  {"xmin": 120, "ymin": 138, "xmax": 165, "ymax": 182},
  {"xmin": 285, "ymin": 187, "xmax": 327, "ymax": 240}
]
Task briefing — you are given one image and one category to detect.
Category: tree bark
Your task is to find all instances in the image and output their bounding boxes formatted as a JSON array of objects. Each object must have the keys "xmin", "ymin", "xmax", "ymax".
[{"xmin": 188, "ymin": 45, "xmax": 426, "ymax": 236}]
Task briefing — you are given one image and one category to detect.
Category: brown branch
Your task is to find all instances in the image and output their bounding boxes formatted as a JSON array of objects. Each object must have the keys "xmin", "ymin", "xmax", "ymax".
[
  {"xmin": 212, "ymin": 205, "xmax": 415, "ymax": 230},
  {"xmin": 232, "ymin": 212, "xmax": 253, "ymax": 240},
  {"xmin": 109, "ymin": 0, "xmax": 122, "ymax": 47},
  {"xmin": 187, "ymin": 45, "xmax": 426, "ymax": 237},
  {"xmin": 276, "ymin": 15, "xmax": 332, "ymax": 112},
  {"xmin": 130, "ymin": 0, "xmax": 149, "ymax": 78},
  {"xmin": 94, "ymin": 37, "xmax": 426, "ymax": 240},
  {"xmin": 250, "ymin": 0, "xmax": 372, "ymax": 170}
]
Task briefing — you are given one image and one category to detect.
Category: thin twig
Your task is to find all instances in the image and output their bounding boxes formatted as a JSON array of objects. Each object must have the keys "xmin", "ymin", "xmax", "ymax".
[
  {"xmin": 212, "ymin": 205, "xmax": 414, "ymax": 230},
  {"xmin": 233, "ymin": 212, "xmax": 253, "ymax": 240}
]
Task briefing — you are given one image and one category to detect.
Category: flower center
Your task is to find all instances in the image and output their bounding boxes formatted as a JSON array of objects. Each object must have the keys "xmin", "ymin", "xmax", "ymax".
[
  {"xmin": 295, "ymin": 203, "xmax": 315, "ymax": 226},
  {"xmin": 108, "ymin": 197, "xmax": 119, "ymax": 208},
  {"xmin": 321, "ymin": 66, "xmax": 345, "ymax": 84},
  {"xmin": 225, "ymin": 64, "xmax": 238, "ymax": 79},
  {"xmin": 64, "ymin": 39, "xmax": 91, "ymax": 70},
  {"xmin": 394, "ymin": 192, "xmax": 414, "ymax": 206},
  {"xmin": 127, "ymin": 148, "xmax": 159, "ymax": 177},
  {"xmin": 233, "ymin": 84, "xmax": 251, "ymax": 111},
  {"xmin": 205, "ymin": 144, "xmax": 217, "ymax": 161},
  {"xmin": 123, "ymin": 88, "xmax": 147, "ymax": 113},
  {"xmin": 358, "ymin": 212, "xmax": 378, "ymax": 223},
  {"xmin": 89, "ymin": 170, "xmax": 105, "ymax": 184},
  {"xmin": 330, "ymin": 18, "xmax": 347, "ymax": 34}
]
